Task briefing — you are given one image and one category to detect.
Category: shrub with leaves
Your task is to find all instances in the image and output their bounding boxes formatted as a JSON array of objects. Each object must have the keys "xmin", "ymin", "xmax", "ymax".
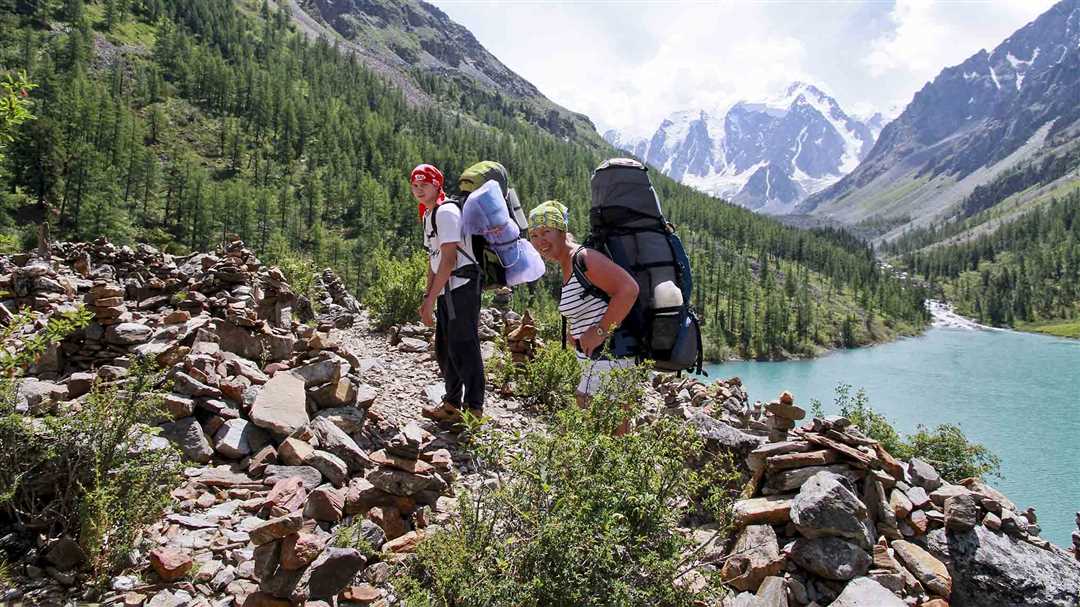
[
  {"xmin": 515, "ymin": 340, "xmax": 580, "ymax": 413},
  {"xmin": 816, "ymin": 383, "xmax": 1000, "ymax": 482},
  {"xmin": 0, "ymin": 308, "xmax": 182, "ymax": 585},
  {"xmin": 275, "ymin": 254, "xmax": 320, "ymax": 304},
  {"xmin": 900, "ymin": 423, "xmax": 1001, "ymax": 482},
  {"xmin": 363, "ymin": 249, "xmax": 427, "ymax": 330},
  {"xmin": 398, "ymin": 364, "xmax": 739, "ymax": 607},
  {"xmin": 0, "ymin": 71, "xmax": 36, "ymax": 161}
]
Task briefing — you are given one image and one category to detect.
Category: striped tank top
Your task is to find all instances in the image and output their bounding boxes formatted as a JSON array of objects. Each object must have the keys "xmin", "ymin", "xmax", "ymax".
[{"xmin": 559, "ymin": 249, "xmax": 608, "ymax": 340}]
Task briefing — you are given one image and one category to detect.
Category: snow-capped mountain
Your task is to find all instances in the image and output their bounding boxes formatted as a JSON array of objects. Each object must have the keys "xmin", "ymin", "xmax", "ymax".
[
  {"xmin": 603, "ymin": 83, "xmax": 878, "ymax": 214},
  {"xmin": 601, "ymin": 129, "xmax": 648, "ymax": 159},
  {"xmin": 798, "ymin": 0, "xmax": 1079, "ymax": 226}
]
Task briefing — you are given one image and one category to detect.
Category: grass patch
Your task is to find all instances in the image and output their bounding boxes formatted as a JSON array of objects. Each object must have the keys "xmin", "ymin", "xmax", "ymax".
[{"xmin": 1015, "ymin": 319, "xmax": 1080, "ymax": 339}]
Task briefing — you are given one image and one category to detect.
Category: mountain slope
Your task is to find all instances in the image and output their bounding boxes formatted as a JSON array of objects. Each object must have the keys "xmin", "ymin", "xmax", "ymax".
[
  {"xmin": 291, "ymin": 0, "xmax": 600, "ymax": 146},
  {"xmin": 798, "ymin": 0, "xmax": 1080, "ymax": 238},
  {"xmin": 605, "ymin": 83, "xmax": 876, "ymax": 214}
]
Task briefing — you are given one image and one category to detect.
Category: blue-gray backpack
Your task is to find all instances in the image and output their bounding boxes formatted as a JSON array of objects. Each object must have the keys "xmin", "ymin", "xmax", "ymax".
[{"xmin": 574, "ymin": 158, "xmax": 704, "ymax": 374}]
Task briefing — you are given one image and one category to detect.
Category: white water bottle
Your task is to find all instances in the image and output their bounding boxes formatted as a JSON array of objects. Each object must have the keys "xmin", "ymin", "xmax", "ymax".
[{"xmin": 654, "ymin": 281, "xmax": 683, "ymax": 308}]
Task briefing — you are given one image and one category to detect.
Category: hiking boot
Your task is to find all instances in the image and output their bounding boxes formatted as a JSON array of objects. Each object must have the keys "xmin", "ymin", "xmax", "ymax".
[{"xmin": 422, "ymin": 401, "xmax": 463, "ymax": 424}]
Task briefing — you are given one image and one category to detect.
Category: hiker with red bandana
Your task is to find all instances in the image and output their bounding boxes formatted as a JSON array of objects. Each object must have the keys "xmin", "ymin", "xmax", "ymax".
[{"xmin": 409, "ymin": 164, "xmax": 485, "ymax": 425}]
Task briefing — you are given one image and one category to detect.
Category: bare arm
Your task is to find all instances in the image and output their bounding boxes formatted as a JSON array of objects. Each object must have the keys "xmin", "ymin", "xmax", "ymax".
[
  {"xmin": 575, "ymin": 249, "xmax": 639, "ymax": 356},
  {"xmin": 582, "ymin": 249, "xmax": 639, "ymax": 332}
]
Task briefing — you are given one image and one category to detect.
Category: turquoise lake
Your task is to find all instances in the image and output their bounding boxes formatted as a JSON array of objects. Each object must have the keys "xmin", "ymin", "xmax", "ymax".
[{"xmin": 703, "ymin": 326, "xmax": 1080, "ymax": 548}]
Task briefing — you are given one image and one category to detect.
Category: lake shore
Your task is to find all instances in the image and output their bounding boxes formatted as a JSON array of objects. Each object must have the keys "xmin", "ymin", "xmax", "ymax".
[{"xmin": 703, "ymin": 323, "xmax": 1080, "ymax": 548}]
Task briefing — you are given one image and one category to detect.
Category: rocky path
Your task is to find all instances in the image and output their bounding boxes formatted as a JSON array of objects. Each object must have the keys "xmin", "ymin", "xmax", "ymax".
[{"xmin": 335, "ymin": 313, "xmax": 541, "ymax": 439}]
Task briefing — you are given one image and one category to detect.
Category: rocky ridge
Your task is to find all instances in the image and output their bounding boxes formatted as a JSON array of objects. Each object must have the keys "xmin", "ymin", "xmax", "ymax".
[
  {"xmin": 1, "ymin": 240, "xmax": 1078, "ymax": 606},
  {"xmin": 0, "ymin": 238, "xmax": 537, "ymax": 606},
  {"xmin": 654, "ymin": 376, "xmax": 1080, "ymax": 606}
]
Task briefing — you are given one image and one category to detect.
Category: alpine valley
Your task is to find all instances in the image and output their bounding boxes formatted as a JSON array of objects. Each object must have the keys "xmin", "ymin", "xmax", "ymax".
[{"xmin": 1, "ymin": 1, "xmax": 1080, "ymax": 606}]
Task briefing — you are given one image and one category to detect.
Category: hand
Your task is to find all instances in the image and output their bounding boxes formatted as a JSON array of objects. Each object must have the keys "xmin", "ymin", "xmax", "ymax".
[
  {"xmin": 578, "ymin": 325, "xmax": 606, "ymax": 356},
  {"xmin": 419, "ymin": 296, "xmax": 436, "ymax": 327}
]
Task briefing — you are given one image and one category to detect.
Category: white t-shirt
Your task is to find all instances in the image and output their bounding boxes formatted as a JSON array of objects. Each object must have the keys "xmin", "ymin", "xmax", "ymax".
[{"xmin": 424, "ymin": 202, "xmax": 476, "ymax": 291}]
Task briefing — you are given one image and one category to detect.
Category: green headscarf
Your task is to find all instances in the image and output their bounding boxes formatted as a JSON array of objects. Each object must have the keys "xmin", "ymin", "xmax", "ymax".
[{"xmin": 528, "ymin": 200, "xmax": 569, "ymax": 232}]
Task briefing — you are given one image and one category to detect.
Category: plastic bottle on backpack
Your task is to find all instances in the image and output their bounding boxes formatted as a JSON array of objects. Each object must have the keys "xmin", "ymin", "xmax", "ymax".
[{"xmin": 654, "ymin": 281, "xmax": 683, "ymax": 309}]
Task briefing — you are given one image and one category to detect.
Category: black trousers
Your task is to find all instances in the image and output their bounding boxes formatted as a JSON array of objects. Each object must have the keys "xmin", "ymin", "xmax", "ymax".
[{"xmin": 435, "ymin": 278, "xmax": 485, "ymax": 410}]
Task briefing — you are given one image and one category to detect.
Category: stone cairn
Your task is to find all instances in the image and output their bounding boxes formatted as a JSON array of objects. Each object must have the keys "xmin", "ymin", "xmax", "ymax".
[
  {"xmin": 654, "ymin": 377, "xmax": 1080, "ymax": 606},
  {"xmin": 0, "ymin": 238, "xmax": 461, "ymax": 606},
  {"xmin": 502, "ymin": 310, "xmax": 538, "ymax": 365},
  {"xmin": 314, "ymin": 268, "xmax": 362, "ymax": 329}
]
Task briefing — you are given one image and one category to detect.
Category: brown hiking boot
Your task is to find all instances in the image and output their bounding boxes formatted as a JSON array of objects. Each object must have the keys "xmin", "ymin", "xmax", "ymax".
[{"xmin": 422, "ymin": 401, "xmax": 463, "ymax": 424}]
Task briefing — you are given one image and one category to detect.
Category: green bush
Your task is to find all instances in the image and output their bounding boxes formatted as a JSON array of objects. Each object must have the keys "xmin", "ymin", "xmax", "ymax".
[
  {"xmin": 363, "ymin": 249, "xmax": 427, "ymax": 330},
  {"xmin": 814, "ymin": 383, "xmax": 1000, "ymax": 482},
  {"xmin": 278, "ymin": 255, "xmax": 319, "ymax": 301},
  {"xmin": 331, "ymin": 517, "xmax": 376, "ymax": 560},
  {"xmin": 485, "ymin": 332, "xmax": 517, "ymax": 390},
  {"xmin": 0, "ymin": 309, "xmax": 182, "ymax": 586},
  {"xmin": 900, "ymin": 424, "xmax": 1001, "ymax": 482},
  {"xmin": 516, "ymin": 341, "xmax": 580, "ymax": 413},
  {"xmin": 397, "ymin": 364, "xmax": 739, "ymax": 607}
]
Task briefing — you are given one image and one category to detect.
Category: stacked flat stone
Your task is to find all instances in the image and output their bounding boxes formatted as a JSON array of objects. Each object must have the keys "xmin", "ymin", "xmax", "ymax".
[
  {"xmin": 87, "ymin": 281, "xmax": 128, "ymax": 325},
  {"xmin": 721, "ymin": 405, "xmax": 1080, "ymax": 607},
  {"xmin": 764, "ymin": 391, "xmax": 806, "ymax": 442},
  {"xmin": 653, "ymin": 374, "xmax": 756, "ymax": 428},
  {"xmin": 503, "ymin": 310, "xmax": 538, "ymax": 365},
  {"xmin": 316, "ymin": 267, "xmax": 361, "ymax": 326}
]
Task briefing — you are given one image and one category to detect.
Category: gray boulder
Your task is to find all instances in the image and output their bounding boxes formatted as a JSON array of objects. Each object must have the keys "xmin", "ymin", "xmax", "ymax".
[
  {"xmin": 925, "ymin": 525, "xmax": 1080, "ymax": 607},
  {"xmin": 308, "ymin": 416, "xmax": 369, "ymax": 472},
  {"xmin": 291, "ymin": 354, "xmax": 348, "ymax": 387},
  {"xmin": 105, "ymin": 322, "xmax": 153, "ymax": 345},
  {"xmin": 359, "ymin": 519, "xmax": 386, "ymax": 550},
  {"xmin": 908, "ymin": 458, "xmax": 942, "ymax": 491},
  {"xmin": 688, "ymin": 413, "xmax": 764, "ymax": 460},
  {"xmin": 945, "ymin": 493, "xmax": 979, "ymax": 532},
  {"xmin": 262, "ymin": 465, "xmax": 323, "ymax": 490},
  {"xmin": 830, "ymin": 577, "xmax": 906, "ymax": 607},
  {"xmin": 212, "ymin": 418, "xmax": 269, "ymax": 459},
  {"xmin": 160, "ymin": 417, "xmax": 213, "ymax": 463},
  {"xmin": 790, "ymin": 471, "xmax": 874, "ymax": 549},
  {"xmin": 171, "ymin": 371, "xmax": 221, "ymax": 398},
  {"xmin": 250, "ymin": 371, "xmax": 309, "ymax": 437},
  {"xmin": 304, "ymin": 547, "xmax": 367, "ymax": 599},
  {"xmin": 313, "ymin": 407, "xmax": 367, "ymax": 434},
  {"xmin": 755, "ymin": 576, "xmax": 788, "ymax": 607},
  {"xmin": 787, "ymin": 537, "xmax": 871, "ymax": 581},
  {"xmin": 17, "ymin": 378, "xmax": 64, "ymax": 414}
]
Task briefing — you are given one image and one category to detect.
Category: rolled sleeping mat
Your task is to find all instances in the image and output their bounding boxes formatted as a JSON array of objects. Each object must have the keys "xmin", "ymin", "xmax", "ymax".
[
  {"xmin": 460, "ymin": 180, "xmax": 545, "ymax": 286},
  {"xmin": 461, "ymin": 180, "xmax": 519, "ymax": 244},
  {"xmin": 498, "ymin": 239, "xmax": 545, "ymax": 286}
]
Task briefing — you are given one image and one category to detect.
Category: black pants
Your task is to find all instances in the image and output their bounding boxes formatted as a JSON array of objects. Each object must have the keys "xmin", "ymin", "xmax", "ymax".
[{"xmin": 435, "ymin": 279, "xmax": 485, "ymax": 411}]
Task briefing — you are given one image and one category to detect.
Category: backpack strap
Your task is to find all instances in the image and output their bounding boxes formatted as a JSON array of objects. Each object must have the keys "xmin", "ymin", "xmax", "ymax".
[
  {"xmin": 429, "ymin": 201, "xmax": 478, "ymax": 270},
  {"xmin": 571, "ymin": 247, "xmax": 609, "ymax": 303}
]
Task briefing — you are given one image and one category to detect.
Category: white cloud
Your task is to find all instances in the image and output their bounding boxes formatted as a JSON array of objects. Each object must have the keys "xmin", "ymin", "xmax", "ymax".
[
  {"xmin": 432, "ymin": 0, "xmax": 1060, "ymax": 136},
  {"xmin": 865, "ymin": 0, "xmax": 1057, "ymax": 79}
]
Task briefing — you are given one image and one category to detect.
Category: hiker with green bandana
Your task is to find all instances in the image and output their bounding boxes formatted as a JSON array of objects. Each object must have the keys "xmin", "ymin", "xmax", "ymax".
[{"xmin": 527, "ymin": 200, "xmax": 639, "ymax": 435}]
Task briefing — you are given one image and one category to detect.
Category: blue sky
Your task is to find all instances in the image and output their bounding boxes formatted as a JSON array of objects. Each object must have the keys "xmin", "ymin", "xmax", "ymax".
[{"xmin": 430, "ymin": 0, "xmax": 1058, "ymax": 136}]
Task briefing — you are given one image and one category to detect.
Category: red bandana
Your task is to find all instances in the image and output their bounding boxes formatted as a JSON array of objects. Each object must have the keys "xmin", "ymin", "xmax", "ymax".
[{"xmin": 411, "ymin": 164, "xmax": 446, "ymax": 220}]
